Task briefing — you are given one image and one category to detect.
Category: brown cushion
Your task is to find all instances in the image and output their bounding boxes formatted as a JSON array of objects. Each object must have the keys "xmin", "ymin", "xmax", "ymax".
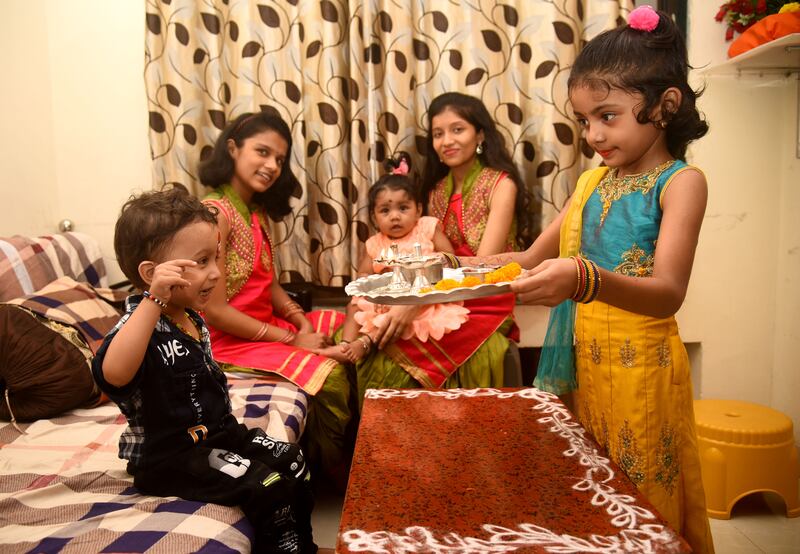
[{"xmin": 0, "ymin": 305, "xmax": 100, "ymax": 422}]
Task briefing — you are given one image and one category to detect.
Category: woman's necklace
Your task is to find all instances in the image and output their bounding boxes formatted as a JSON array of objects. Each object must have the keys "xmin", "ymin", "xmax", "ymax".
[{"xmin": 597, "ymin": 160, "xmax": 674, "ymax": 223}]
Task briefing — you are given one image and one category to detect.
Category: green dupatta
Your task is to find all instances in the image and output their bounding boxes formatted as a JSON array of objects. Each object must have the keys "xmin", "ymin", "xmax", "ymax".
[{"xmin": 533, "ymin": 167, "xmax": 608, "ymax": 394}]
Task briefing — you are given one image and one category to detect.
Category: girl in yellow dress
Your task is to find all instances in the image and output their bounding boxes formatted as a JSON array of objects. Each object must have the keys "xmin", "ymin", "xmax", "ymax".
[{"xmin": 453, "ymin": 6, "xmax": 714, "ymax": 552}]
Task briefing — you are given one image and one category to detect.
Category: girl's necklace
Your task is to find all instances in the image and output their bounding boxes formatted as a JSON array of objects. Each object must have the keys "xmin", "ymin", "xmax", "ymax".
[{"xmin": 597, "ymin": 160, "xmax": 674, "ymax": 223}]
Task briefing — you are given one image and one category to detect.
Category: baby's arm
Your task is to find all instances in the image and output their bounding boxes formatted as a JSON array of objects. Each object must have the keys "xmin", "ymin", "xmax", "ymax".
[
  {"xmin": 356, "ymin": 248, "xmax": 374, "ymax": 277},
  {"xmin": 101, "ymin": 259, "xmax": 195, "ymax": 387},
  {"xmin": 431, "ymin": 222, "xmax": 455, "ymax": 253}
]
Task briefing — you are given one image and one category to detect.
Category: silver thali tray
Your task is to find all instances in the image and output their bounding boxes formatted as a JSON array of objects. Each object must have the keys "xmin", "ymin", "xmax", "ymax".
[{"xmin": 344, "ymin": 268, "xmax": 514, "ymax": 305}]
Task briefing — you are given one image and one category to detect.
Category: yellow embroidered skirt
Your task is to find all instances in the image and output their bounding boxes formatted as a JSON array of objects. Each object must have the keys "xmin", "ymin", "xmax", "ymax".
[{"xmin": 573, "ymin": 301, "xmax": 715, "ymax": 554}]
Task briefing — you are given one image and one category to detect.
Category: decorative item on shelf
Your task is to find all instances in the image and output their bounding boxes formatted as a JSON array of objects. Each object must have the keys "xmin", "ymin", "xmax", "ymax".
[
  {"xmin": 715, "ymin": 1, "xmax": 799, "ymax": 42},
  {"xmin": 728, "ymin": 8, "xmax": 800, "ymax": 57}
]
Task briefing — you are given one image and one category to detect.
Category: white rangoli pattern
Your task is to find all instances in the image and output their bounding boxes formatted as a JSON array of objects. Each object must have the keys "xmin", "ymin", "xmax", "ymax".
[{"xmin": 340, "ymin": 388, "xmax": 682, "ymax": 553}]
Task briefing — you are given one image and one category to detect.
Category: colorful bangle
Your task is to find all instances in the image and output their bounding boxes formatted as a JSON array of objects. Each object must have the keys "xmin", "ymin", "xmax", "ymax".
[
  {"xmin": 441, "ymin": 252, "xmax": 461, "ymax": 269},
  {"xmin": 142, "ymin": 290, "xmax": 167, "ymax": 309},
  {"xmin": 570, "ymin": 256, "xmax": 602, "ymax": 304}
]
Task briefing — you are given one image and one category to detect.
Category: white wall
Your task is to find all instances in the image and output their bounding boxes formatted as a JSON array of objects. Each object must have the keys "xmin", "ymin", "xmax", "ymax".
[
  {"xmin": 1, "ymin": 2, "xmax": 58, "ymax": 235},
  {"xmin": 684, "ymin": 0, "xmax": 800, "ymax": 442},
  {"xmin": 1, "ymin": 0, "xmax": 152, "ymax": 284}
]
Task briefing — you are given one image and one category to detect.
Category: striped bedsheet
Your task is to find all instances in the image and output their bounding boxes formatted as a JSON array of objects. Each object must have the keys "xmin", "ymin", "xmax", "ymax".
[
  {"xmin": 0, "ymin": 232, "xmax": 109, "ymax": 303},
  {"xmin": 0, "ymin": 379, "xmax": 309, "ymax": 553}
]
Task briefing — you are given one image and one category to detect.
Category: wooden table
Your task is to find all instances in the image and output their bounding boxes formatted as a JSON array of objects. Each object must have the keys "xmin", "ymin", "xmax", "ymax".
[{"xmin": 337, "ymin": 388, "xmax": 690, "ymax": 553}]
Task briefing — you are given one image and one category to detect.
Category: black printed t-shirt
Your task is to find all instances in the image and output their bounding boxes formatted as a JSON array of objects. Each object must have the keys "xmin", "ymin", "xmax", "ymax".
[{"xmin": 92, "ymin": 295, "xmax": 233, "ymax": 471}]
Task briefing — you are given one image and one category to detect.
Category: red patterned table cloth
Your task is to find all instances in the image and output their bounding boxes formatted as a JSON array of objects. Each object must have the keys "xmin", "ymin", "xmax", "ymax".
[{"xmin": 337, "ymin": 388, "xmax": 690, "ymax": 553}]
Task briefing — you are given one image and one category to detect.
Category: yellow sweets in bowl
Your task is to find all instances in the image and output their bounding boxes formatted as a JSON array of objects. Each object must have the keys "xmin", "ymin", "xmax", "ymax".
[
  {"xmin": 484, "ymin": 262, "xmax": 522, "ymax": 284},
  {"xmin": 428, "ymin": 261, "xmax": 522, "ymax": 292}
]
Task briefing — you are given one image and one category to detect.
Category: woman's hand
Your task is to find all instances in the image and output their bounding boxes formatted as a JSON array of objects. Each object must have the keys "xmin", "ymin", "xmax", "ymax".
[
  {"xmin": 510, "ymin": 258, "xmax": 577, "ymax": 306},
  {"xmin": 294, "ymin": 317, "xmax": 315, "ymax": 335},
  {"xmin": 372, "ymin": 305, "xmax": 422, "ymax": 349},
  {"xmin": 291, "ymin": 331, "xmax": 332, "ymax": 350}
]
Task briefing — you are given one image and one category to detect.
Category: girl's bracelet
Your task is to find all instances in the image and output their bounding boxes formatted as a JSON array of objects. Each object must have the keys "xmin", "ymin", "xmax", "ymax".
[
  {"xmin": 570, "ymin": 256, "xmax": 602, "ymax": 303},
  {"xmin": 142, "ymin": 290, "xmax": 167, "ymax": 309}
]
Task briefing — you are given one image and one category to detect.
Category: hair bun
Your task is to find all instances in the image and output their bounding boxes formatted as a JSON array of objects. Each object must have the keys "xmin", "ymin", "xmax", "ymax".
[{"xmin": 383, "ymin": 152, "xmax": 413, "ymax": 174}]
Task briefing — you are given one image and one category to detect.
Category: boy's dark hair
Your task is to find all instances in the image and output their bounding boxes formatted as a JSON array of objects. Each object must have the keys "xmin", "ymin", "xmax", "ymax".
[
  {"xmin": 567, "ymin": 9, "xmax": 708, "ymax": 160},
  {"xmin": 198, "ymin": 108, "xmax": 299, "ymax": 220},
  {"xmin": 114, "ymin": 184, "xmax": 218, "ymax": 290},
  {"xmin": 420, "ymin": 92, "xmax": 532, "ymax": 249}
]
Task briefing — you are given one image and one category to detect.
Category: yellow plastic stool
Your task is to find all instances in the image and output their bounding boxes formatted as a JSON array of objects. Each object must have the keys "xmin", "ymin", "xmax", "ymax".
[{"xmin": 694, "ymin": 399, "xmax": 800, "ymax": 519}]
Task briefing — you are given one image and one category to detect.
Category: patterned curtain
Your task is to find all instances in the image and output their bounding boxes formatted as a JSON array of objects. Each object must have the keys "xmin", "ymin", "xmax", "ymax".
[{"xmin": 145, "ymin": 0, "xmax": 631, "ymax": 287}]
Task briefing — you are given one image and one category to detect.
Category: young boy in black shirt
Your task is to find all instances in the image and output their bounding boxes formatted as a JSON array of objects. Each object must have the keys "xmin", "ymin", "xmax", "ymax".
[{"xmin": 92, "ymin": 185, "xmax": 316, "ymax": 553}]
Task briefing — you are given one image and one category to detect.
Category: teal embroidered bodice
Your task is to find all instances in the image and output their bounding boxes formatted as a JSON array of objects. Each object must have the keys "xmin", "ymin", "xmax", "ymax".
[{"xmin": 581, "ymin": 160, "xmax": 688, "ymax": 277}]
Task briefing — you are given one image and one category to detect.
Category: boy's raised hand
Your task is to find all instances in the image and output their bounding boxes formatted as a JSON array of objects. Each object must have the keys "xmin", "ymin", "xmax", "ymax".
[{"xmin": 147, "ymin": 259, "xmax": 197, "ymax": 303}]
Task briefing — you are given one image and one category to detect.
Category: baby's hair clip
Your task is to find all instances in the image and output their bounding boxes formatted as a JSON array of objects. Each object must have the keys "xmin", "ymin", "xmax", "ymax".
[
  {"xmin": 391, "ymin": 158, "xmax": 409, "ymax": 176},
  {"xmin": 628, "ymin": 5, "xmax": 659, "ymax": 32}
]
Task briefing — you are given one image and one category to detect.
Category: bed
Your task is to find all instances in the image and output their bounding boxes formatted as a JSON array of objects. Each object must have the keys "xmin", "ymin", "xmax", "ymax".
[
  {"xmin": 0, "ymin": 233, "xmax": 309, "ymax": 553},
  {"xmin": 0, "ymin": 378, "xmax": 307, "ymax": 553}
]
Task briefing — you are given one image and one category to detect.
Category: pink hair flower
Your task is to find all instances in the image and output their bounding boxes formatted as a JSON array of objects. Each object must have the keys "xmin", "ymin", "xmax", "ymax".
[{"xmin": 628, "ymin": 5, "xmax": 660, "ymax": 32}]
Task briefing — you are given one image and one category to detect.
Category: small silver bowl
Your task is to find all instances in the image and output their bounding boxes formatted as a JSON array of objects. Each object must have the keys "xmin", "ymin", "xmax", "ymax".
[
  {"xmin": 400, "ymin": 261, "xmax": 443, "ymax": 284},
  {"xmin": 460, "ymin": 266, "xmax": 498, "ymax": 283}
]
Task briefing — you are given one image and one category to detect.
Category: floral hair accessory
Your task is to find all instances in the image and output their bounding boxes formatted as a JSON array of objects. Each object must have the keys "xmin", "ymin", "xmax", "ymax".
[
  {"xmin": 628, "ymin": 5, "xmax": 660, "ymax": 31},
  {"xmin": 391, "ymin": 158, "xmax": 409, "ymax": 175}
]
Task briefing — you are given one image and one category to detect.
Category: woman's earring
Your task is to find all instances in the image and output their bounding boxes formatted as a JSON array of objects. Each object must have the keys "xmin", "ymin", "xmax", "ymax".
[{"xmin": 476, "ymin": 143, "xmax": 484, "ymax": 155}]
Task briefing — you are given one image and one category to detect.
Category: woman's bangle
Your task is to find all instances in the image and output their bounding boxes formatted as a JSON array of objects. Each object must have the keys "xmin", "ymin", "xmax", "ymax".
[
  {"xmin": 280, "ymin": 300, "xmax": 304, "ymax": 319},
  {"xmin": 142, "ymin": 290, "xmax": 167, "ymax": 309},
  {"xmin": 251, "ymin": 322, "xmax": 269, "ymax": 341},
  {"xmin": 279, "ymin": 328, "xmax": 296, "ymax": 344}
]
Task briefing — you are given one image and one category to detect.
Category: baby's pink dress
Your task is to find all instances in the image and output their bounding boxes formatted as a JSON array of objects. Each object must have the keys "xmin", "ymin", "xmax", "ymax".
[{"xmin": 354, "ymin": 216, "xmax": 469, "ymax": 342}]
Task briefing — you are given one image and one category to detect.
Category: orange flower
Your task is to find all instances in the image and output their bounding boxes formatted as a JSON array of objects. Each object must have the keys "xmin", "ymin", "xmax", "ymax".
[{"xmin": 485, "ymin": 262, "xmax": 523, "ymax": 284}]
